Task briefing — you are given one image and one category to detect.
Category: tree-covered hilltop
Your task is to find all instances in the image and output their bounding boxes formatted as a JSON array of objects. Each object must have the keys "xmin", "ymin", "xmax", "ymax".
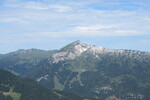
[{"xmin": 0, "ymin": 69, "xmax": 90, "ymax": 100}]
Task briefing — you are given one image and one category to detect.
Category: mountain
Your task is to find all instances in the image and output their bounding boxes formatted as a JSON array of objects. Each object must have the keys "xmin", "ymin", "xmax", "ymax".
[
  {"xmin": 0, "ymin": 69, "xmax": 91, "ymax": 100},
  {"xmin": 0, "ymin": 41, "xmax": 150, "ymax": 100},
  {"xmin": 0, "ymin": 49, "xmax": 57, "ymax": 76}
]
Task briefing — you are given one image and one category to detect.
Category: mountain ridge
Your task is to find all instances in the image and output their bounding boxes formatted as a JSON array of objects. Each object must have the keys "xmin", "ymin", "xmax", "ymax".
[
  {"xmin": 0, "ymin": 41, "xmax": 150, "ymax": 100},
  {"xmin": 1, "ymin": 41, "xmax": 149, "ymax": 56}
]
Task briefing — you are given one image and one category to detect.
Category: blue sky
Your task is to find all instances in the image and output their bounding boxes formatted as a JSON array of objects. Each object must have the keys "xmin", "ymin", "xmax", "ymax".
[{"xmin": 0, "ymin": 0, "xmax": 150, "ymax": 54}]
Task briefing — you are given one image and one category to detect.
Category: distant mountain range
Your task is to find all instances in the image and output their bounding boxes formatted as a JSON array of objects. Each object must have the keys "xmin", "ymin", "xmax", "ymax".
[{"xmin": 0, "ymin": 40, "xmax": 150, "ymax": 100}]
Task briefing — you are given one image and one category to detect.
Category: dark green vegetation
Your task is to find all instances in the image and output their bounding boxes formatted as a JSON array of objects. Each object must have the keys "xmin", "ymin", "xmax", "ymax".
[
  {"xmin": 0, "ymin": 70, "xmax": 90, "ymax": 100},
  {"xmin": 0, "ymin": 41, "xmax": 150, "ymax": 100}
]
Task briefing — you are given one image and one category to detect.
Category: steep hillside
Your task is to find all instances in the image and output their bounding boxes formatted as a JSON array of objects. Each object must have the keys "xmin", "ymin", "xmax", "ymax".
[{"xmin": 0, "ymin": 69, "xmax": 90, "ymax": 100}]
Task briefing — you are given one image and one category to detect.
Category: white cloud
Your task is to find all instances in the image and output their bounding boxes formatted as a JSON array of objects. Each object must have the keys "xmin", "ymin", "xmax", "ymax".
[
  {"xmin": 1, "ymin": 0, "xmax": 150, "ymax": 54},
  {"xmin": 37, "ymin": 29, "xmax": 145, "ymax": 37},
  {"xmin": 4, "ymin": 3, "xmax": 20, "ymax": 7},
  {"xmin": 3, "ymin": 1, "xmax": 73, "ymax": 11},
  {"xmin": 49, "ymin": 5, "xmax": 72, "ymax": 12},
  {"xmin": 1, "ymin": 8, "xmax": 150, "ymax": 37},
  {"xmin": 115, "ymin": 30, "xmax": 140, "ymax": 36},
  {"xmin": 143, "ymin": 17, "xmax": 150, "ymax": 22},
  {"xmin": 0, "ymin": 17, "xmax": 28, "ymax": 24},
  {"xmin": 23, "ymin": 2, "xmax": 49, "ymax": 10},
  {"xmin": 72, "ymin": 25, "xmax": 119, "ymax": 31},
  {"xmin": 0, "ymin": 0, "xmax": 150, "ymax": 38},
  {"xmin": 0, "ymin": 17, "xmax": 19, "ymax": 23}
]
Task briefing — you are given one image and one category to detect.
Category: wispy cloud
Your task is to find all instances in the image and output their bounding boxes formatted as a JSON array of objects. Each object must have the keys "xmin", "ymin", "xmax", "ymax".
[
  {"xmin": 23, "ymin": 1, "xmax": 49, "ymax": 10},
  {"xmin": 1, "ymin": 7, "xmax": 150, "ymax": 36},
  {"xmin": 49, "ymin": 5, "xmax": 72, "ymax": 12},
  {"xmin": 115, "ymin": 30, "xmax": 140, "ymax": 36},
  {"xmin": 143, "ymin": 17, "xmax": 150, "ymax": 22},
  {"xmin": 0, "ymin": 0, "xmax": 150, "ymax": 53},
  {"xmin": 22, "ymin": 2, "xmax": 72, "ymax": 11},
  {"xmin": 2, "ymin": 1, "xmax": 73, "ymax": 11},
  {"xmin": 72, "ymin": 25, "xmax": 119, "ymax": 31},
  {"xmin": 0, "ymin": 17, "xmax": 28, "ymax": 24}
]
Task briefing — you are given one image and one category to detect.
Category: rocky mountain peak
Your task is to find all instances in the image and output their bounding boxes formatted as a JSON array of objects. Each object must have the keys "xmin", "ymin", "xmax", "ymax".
[
  {"xmin": 50, "ymin": 41, "xmax": 106, "ymax": 63},
  {"xmin": 70, "ymin": 40, "xmax": 81, "ymax": 45},
  {"xmin": 50, "ymin": 41, "xmax": 91, "ymax": 63},
  {"xmin": 60, "ymin": 40, "xmax": 90, "ymax": 53}
]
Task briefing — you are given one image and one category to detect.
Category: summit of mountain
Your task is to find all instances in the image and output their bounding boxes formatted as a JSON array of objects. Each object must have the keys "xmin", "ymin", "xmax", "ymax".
[{"xmin": 50, "ymin": 41, "xmax": 106, "ymax": 63}]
